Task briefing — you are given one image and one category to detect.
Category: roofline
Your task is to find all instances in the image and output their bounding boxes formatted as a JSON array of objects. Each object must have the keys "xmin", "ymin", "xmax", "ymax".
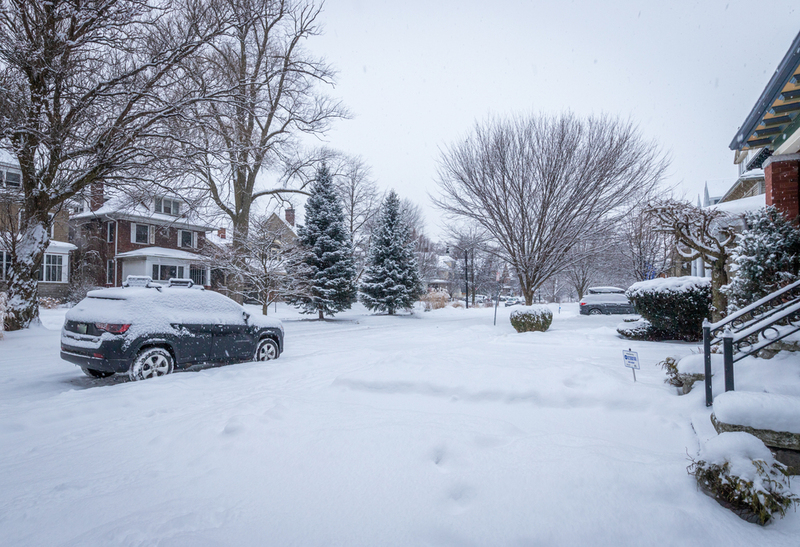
[
  {"xmin": 73, "ymin": 211, "xmax": 214, "ymax": 232},
  {"xmin": 729, "ymin": 30, "xmax": 800, "ymax": 151}
]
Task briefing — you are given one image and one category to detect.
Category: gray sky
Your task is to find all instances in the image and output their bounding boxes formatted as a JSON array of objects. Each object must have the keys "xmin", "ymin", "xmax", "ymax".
[{"xmin": 305, "ymin": 0, "xmax": 800, "ymax": 239}]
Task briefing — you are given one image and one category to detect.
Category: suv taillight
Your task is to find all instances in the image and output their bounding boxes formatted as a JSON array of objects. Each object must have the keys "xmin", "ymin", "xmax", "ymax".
[
  {"xmin": 95, "ymin": 323, "xmax": 131, "ymax": 334},
  {"xmin": 580, "ymin": 302, "xmax": 586, "ymax": 306}
]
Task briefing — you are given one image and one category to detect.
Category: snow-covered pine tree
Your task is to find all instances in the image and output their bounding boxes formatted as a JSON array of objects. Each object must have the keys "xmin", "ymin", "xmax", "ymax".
[
  {"xmin": 723, "ymin": 206, "xmax": 800, "ymax": 311},
  {"xmin": 360, "ymin": 191, "xmax": 423, "ymax": 314},
  {"xmin": 295, "ymin": 165, "xmax": 357, "ymax": 319}
]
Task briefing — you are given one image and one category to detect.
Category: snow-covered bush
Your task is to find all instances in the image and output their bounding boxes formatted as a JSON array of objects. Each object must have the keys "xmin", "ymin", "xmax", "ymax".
[
  {"xmin": 688, "ymin": 432, "xmax": 798, "ymax": 525},
  {"xmin": 616, "ymin": 318, "xmax": 653, "ymax": 340},
  {"xmin": 625, "ymin": 276, "xmax": 711, "ymax": 341},
  {"xmin": 723, "ymin": 206, "xmax": 800, "ymax": 312},
  {"xmin": 510, "ymin": 305, "xmax": 553, "ymax": 333}
]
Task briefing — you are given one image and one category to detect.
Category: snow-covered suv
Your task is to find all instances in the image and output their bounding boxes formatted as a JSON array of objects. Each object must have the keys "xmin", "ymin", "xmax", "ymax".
[{"xmin": 60, "ymin": 278, "xmax": 284, "ymax": 380}]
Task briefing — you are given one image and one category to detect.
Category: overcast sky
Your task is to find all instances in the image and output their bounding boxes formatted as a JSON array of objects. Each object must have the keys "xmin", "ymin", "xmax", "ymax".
[{"xmin": 300, "ymin": 0, "xmax": 800, "ymax": 239}]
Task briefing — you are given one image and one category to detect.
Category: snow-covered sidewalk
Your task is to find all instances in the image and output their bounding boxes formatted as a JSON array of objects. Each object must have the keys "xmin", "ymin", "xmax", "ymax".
[{"xmin": 0, "ymin": 303, "xmax": 798, "ymax": 546}]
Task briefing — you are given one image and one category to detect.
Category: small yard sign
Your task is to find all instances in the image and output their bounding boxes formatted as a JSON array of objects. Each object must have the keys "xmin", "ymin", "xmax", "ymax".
[{"xmin": 623, "ymin": 349, "xmax": 640, "ymax": 382}]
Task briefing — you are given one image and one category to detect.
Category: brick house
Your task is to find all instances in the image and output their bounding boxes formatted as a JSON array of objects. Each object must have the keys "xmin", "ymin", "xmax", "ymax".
[
  {"xmin": 70, "ymin": 184, "xmax": 214, "ymax": 288},
  {"xmin": 0, "ymin": 152, "xmax": 76, "ymax": 299}
]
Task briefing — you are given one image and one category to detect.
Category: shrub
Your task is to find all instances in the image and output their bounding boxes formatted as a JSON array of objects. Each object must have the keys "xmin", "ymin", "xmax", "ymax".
[
  {"xmin": 616, "ymin": 318, "xmax": 655, "ymax": 340},
  {"xmin": 688, "ymin": 433, "xmax": 798, "ymax": 525},
  {"xmin": 657, "ymin": 355, "xmax": 704, "ymax": 393},
  {"xmin": 723, "ymin": 206, "xmax": 800, "ymax": 312},
  {"xmin": 38, "ymin": 296, "xmax": 62, "ymax": 309},
  {"xmin": 626, "ymin": 276, "xmax": 711, "ymax": 341},
  {"xmin": 422, "ymin": 290, "xmax": 450, "ymax": 311},
  {"xmin": 510, "ymin": 305, "xmax": 553, "ymax": 333}
]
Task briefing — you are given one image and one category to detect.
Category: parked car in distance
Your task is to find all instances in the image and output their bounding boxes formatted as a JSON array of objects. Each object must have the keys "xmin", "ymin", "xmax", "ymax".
[
  {"xmin": 61, "ymin": 277, "xmax": 284, "ymax": 380},
  {"xmin": 579, "ymin": 292, "xmax": 635, "ymax": 315},
  {"xmin": 504, "ymin": 297, "xmax": 523, "ymax": 307}
]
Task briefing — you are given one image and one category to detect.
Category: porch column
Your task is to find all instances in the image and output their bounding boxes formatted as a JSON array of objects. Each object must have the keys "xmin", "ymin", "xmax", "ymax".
[{"xmin": 764, "ymin": 153, "xmax": 800, "ymax": 221}]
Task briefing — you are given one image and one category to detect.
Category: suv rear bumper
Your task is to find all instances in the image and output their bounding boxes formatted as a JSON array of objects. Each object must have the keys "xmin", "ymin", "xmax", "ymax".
[{"xmin": 60, "ymin": 349, "xmax": 130, "ymax": 373}]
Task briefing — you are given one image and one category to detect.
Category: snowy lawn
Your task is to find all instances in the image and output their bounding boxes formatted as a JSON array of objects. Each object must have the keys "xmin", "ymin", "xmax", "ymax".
[{"xmin": 1, "ymin": 303, "xmax": 798, "ymax": 546}]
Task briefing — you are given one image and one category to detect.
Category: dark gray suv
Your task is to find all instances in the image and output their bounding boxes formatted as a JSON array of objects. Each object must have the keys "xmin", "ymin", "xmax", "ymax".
[
  {"xmin": 60, "ymin": 278, "xmax": 284, "ymax": 380},
  {"xmin": 579, "ymin": 287, "xmax": 635, "ymax": 315}
]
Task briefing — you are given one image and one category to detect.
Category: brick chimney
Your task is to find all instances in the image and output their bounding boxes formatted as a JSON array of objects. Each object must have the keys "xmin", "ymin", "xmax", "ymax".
[
  {"xmin": 218, "ymin": 227, "xmax": 226, "ymax": 239},
  {"xmin": 285, "ymin": 207, "xmax": 295, "ymax": 226},
  {"xmin": 90, "ymin": 182, "xmax": 104, "ymax": 212}
]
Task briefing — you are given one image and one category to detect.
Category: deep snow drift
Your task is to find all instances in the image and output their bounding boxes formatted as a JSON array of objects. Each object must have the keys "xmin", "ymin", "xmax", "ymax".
[{"xmin": 0, "ymin": 303, "xmax": 798, "ymax": 546}]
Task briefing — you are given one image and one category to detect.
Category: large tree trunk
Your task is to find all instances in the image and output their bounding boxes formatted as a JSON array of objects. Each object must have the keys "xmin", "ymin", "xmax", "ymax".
[
  {"xmin": 710, "ymin": 259, "xmax": 729, "ymax": 322},
  {"xmin": 4, "ymin": 222, "xmax": 49, "ymax": 331}
]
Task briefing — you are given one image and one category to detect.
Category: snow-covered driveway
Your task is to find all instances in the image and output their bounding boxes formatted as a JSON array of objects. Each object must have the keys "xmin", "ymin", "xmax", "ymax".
[{"xmin": 1, "ymin": 304, "xmax": 797, "ymax": 546}]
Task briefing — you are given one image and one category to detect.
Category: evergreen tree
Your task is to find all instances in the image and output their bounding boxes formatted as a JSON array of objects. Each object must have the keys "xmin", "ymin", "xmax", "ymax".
[
  {"xmin": 295, "ymin": 165, "xmax": 357, "ymax": 319},
  {"xmin": 360, "ymin": 191, "xmax": 423, "ymax": 314},
  {"xmin": 723, "ymin": 206, "xmax": 800, "ymax": 312}
]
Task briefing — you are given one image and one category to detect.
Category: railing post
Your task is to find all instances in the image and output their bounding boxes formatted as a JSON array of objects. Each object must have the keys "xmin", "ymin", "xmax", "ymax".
[
  {"xmin": 703, "ymin": 320, "xmax": 712, "ymax": 406},
  {"xmin": 723, "ymin": 328, "xmax": 734, "ymax": 392}
]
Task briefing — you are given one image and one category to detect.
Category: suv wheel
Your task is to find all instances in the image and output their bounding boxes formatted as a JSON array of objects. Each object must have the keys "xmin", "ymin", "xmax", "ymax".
[
  {"xmin": 81, "ymin": 367, "xmax": 115, "ymax": 379},
  {"xmin": 129, "ymin": 347, "xmax": 174, "ymax": 381},
  {"xmin": 589, "ymin": 308, "xmax": 602, "ymax": 315},
  {"xmin": 254, "ymin": 338, "xmax": 279, "ymax": 361}
]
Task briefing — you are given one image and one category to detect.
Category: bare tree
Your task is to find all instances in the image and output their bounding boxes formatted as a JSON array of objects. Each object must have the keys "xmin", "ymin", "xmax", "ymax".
[
  {"xmin": 434, "ymin": 113, "xmax": 668, "ymax": 305},
  {"xmin": 648, "ymin": 199, "xmax": 738, "ymax": 321},
  {"xmin": 331, "ymin": 155, "xmax": 380, "ymax": 280},
  {"xmin": 618, "ymin": 204, "xmax": 673, "ymax": 282},
  {"xmin": 174, "ymin": 0, "xmax": 347, "ymax": 301},
  {"xmin": 205, "ymin": 213, "xmax": 311, "ymax": 314},
  {"xmin": 0, "ymin": 0, "xmax": 225, "ymax": 329}
]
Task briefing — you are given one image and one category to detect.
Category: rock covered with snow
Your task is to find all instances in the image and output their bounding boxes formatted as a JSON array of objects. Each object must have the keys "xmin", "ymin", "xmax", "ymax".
[{"xmin": 713, "ymin": 391, "xmax": 800, "ymax": 436}]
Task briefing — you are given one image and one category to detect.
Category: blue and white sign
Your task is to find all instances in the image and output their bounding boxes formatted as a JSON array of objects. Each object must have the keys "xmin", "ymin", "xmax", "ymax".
[{"xmin": 623, "ymin": 350, "xmax": 640, "ymax": 370}]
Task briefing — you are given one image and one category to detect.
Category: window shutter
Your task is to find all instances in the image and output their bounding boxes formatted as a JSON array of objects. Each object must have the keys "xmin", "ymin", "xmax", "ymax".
[
  {"xmin": 149, "ymin": 225, "xmax": 155, "ymax": 244},
  {"xmin": 130, "ymin": 223, "xmax": 137, "ymax": 244},
  {"xmin": 177, "ymin": 231, "xmax": 182, "ymax": 247},
  {"xmin": 193, "ymin": 232, "xmax": 198, "ymax": 248},
  {"xmin": 155, "ymin": 197, "xmax": 162, "ymax": 213},
  {"xmin": 174, "ymin": 201, "xmax": 180, "ymax": 215}
]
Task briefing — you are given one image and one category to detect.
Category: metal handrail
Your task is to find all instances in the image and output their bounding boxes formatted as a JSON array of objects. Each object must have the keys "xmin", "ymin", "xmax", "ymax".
[{"xmin": 703, "ymin": 279, "xmax": 800, "ymax": 406}]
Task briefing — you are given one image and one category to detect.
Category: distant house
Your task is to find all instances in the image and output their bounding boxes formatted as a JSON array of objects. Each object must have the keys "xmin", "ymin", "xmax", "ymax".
[
  {"xmin": 729, "ymin": 30, "xmax": 800, "ymax": 220},
  {"xmin": 70, "ymin": 183, "xmax": 214, "ymax": 287},
  {"xmin": 0, "ymin": 152, "xmax": 76, "ymax": 299}
]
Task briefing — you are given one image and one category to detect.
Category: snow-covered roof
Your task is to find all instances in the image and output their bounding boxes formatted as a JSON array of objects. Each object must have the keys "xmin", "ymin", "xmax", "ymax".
[
  {"xmin": 115, "ymin": 247, "xmax": 207, "ymax": 261},
  {"xmin": 72, "ymin": 194, "xmax": 214, "ymax": 232},
  {"xmin": 0, "ymin": 148, "xmax": 16, "ymax": 166},
  {"xmin": 709, "ymin": 193, "xmax": 766, "ymax": 215},
  {"xmin": 46, "ymin": 240, "xmax": 77, "ymax": 253}
]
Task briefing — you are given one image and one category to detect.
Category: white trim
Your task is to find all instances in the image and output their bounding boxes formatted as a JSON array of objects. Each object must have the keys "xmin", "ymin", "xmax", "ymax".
[
  {"xmin": 763, "ymin": 153, "xmax": 800, "ymax": 168},
  {"xmin": 774, "ymin": 130, "xmax": 800, "ymax": 155}
]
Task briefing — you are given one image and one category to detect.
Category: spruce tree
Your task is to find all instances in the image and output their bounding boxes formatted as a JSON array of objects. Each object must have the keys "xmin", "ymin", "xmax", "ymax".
[
  {"xmin": 295, "ymin": 165, "xmax": 357, "ymax": 319},
  {"xmin": 360, "ymin": 191, "xmax": 423, "ymax": 314},
  {"xmin": 724, "ymin": 206, "xmax": 800, "ymax": 311}
]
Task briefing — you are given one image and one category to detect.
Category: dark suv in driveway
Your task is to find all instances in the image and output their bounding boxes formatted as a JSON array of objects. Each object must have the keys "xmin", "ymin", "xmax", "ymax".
[
  {"xmin": 61, "ymin": 278, "xmax": 284, "ymax": 380},
  {"xmin": 579, "ymin": 287, "xmax": 635, "ymax": 315}
]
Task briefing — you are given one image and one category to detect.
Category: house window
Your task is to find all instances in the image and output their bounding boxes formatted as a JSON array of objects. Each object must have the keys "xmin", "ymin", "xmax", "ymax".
[
  {"xmin": 155, "ymin": 197, "xmax": 181, "ymax": 216},
  {"xmin": 189, "ymin": 266, "xmax": 206, "ymax": 286},
  {"xmin": 4, "ymin": 170, "xmax": 21, "ymax": 187},
  {"xmin": 0, "ymin": 250, "xmax": 11, "ymax": 280},
  {"xmin": 132, "ymin": 223, "xmax": 149, "ymax": 244},
  {"xmin": 107, "ymin": 221, "xmax": 116, "ymax": 243},
  {"xmin": 40, "ymin": 254, "xmax": 63, "ymax": 282},
  {"xmin": 106, "ymin": 260, "xmax": 115, "ymax": 285},
  {"xmin": 151, "ymin": 264, "xmax": 184, "ymax": 281},
  {"xmin": 179, "ymin": 230, "xmax": 195, "ymax": 248}
]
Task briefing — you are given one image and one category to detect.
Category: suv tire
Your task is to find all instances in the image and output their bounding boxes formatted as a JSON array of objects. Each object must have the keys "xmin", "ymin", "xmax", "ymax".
[
  {"xmin": 129, "ymin": 347, "xmax": 174, "ymax": 381},
  {"xmin": 254, "ymin": 338, "xmax": 279, "ymax": 361}
]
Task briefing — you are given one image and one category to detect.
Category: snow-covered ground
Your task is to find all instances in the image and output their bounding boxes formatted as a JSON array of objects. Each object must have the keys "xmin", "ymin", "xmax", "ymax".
[{"xmin": 0, "ymin": 303, "xmax": 798, "ymax": 546}]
